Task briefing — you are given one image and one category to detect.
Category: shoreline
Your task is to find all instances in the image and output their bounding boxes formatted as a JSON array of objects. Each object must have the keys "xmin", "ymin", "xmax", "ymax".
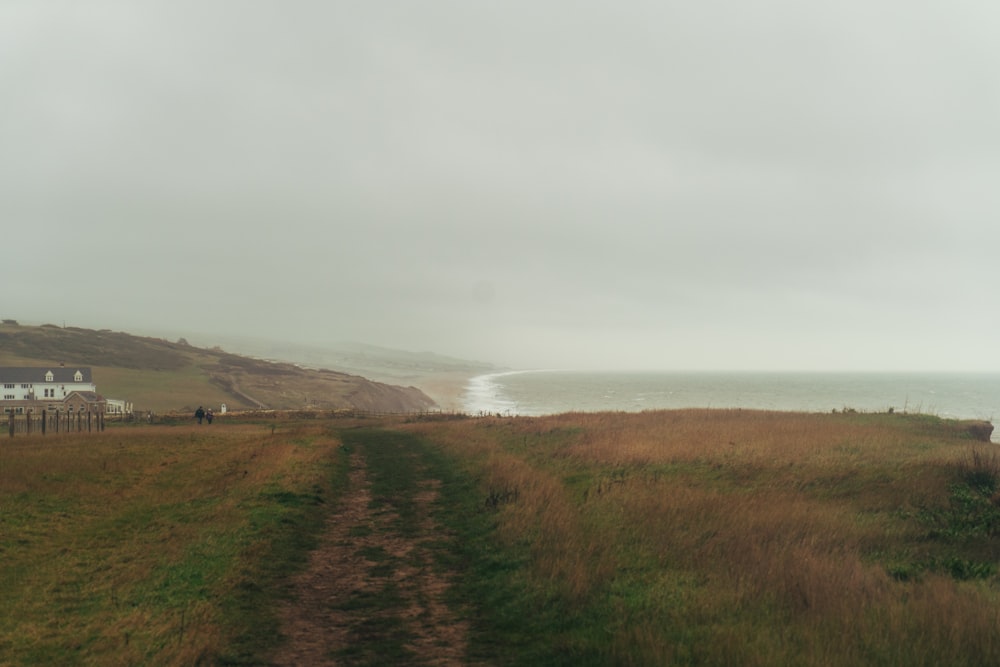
[
  {"xmin": 407, "ymin": 369, "xmax": 531, "ymax": 414},
  {"xmin": 425, "ymin": 370, "xmax": 1000, "ymax": 426},
  {"xmin": 407, "ymin": 371, "xmax": 477, "ymax": 412}
]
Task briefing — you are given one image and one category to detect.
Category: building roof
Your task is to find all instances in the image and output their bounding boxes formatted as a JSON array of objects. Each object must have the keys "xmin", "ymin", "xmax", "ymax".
[
  {"xmin": 0, "ymin": 367, "xmax": 93, "ymax": 383},
  {"xmin": 65, "ymin": 391, "xmax": 104, "ymax": 403}
]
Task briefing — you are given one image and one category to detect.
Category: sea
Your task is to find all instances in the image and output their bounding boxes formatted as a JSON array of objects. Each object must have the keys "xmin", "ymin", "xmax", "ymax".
[{"xmin": 461, "ymin": 370, "xmax": 1000, "ymax": 425}]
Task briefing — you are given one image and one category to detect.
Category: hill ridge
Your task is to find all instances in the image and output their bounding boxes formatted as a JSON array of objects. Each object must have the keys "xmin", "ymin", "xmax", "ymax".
[{"xmin": 0, "ymin": 324, "xmax": 437, "ymax": 413}]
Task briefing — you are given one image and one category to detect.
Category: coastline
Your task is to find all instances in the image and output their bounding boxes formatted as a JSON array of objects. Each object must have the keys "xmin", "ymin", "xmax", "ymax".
[
  {"xmin": 439, "ymin": 369, "xmax": 1000, "ymax": 425},
  {"xmin": 461, "ymin": 369, "xmax": 549, "ymax": 415},
  {"xmin": 401, "ymin": 367, "xmax": 541, "ymax": 414},
  {"xmin": 409, "ymin": 371, "xmax": 480, "ymax": 412},
  {"xmin": 412, "ymin": 369, "xmax": 537, "ymax": 414}
]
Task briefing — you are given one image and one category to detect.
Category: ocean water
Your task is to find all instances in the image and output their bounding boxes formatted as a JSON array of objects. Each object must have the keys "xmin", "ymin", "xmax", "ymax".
[{"xmin": 462, "ymin": 370, "xmax": 1000, "ymax": 423}]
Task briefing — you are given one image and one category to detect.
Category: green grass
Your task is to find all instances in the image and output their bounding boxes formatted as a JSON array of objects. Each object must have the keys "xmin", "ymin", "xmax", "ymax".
[
  {"xmin": 340, "ymin": 427, "xmax": 597, "ymax": 665},
  {"xmin": 94, "ymin": 365, "xmax": 236, "ymax": 414},
  {"xmin": 0, "ymin": 423, "xmax": 342, "ymax": 665}
]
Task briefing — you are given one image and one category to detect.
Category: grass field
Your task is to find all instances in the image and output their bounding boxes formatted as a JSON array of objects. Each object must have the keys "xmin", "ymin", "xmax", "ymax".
[
  {"xmin": 0, "ymin": 421, "xmax": 340, "ymax": 665},
  {"xmin": 91, "ymin": 366, "xmax": 237, "ymax": 415},
  {"xmin": 1, "ymin": 410, "xmax": 998, "ymax": 665}
]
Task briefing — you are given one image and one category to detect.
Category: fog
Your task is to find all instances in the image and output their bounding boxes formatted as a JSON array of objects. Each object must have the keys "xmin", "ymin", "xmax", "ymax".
[{"xmin": 4, "ymin": 2, "xmax": 1000, "ymax": 371}]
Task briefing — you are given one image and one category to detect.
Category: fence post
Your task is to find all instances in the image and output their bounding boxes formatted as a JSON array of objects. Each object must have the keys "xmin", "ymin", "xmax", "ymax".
[
  {"xmin": 41, "ymin": 409, "xmax": 46, "ymax": 435},
  {"xmin": 55, "ymin": 409, "xmax": 60, "ymax": 433},
  {"xmin": 8, "ymin": 411, "xmax": 13, "ymax": 438}
]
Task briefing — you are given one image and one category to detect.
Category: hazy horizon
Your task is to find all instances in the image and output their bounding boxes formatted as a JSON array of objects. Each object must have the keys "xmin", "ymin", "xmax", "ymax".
[
  {"xmin": 10, "ymin": 319, "xmax": 1000, "ymax": 378},
  {"xmin": 4, "ymin": 2, "xmax": 1000, "ymax": 373}
]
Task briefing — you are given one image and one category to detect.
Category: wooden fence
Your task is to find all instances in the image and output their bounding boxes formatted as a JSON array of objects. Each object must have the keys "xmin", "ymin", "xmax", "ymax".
[
  {"xmin": 5, "ymin": 407, "xmax": 485, "ymax": 435},
  {"xmin": 6, "ymin": 409, "xmax": 106, "ymax": 437}
]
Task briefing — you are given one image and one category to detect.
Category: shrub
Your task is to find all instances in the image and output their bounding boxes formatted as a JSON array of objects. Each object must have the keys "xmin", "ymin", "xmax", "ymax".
[{"xmin": 962, "ymin": 446, "xmax": 1000, "ymax": 493}]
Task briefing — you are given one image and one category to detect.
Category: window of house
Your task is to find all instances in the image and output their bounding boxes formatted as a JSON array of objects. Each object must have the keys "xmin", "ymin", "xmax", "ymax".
[
  {"xmin": 45, "ymin": 372, "xmax": 53, "ymax": 381},
  {"xmin": 74, "ymin": 371, "xmax": 82, "ymax": 382},
  {"xmin": 21, "ymin": 384, "xmax": 29, "ymax": 388},
  {"xmin": 3, "ymin": 394, "xmax": 14, "ymax": 400},
  {"xmin": 3, "ymin": 384, "xmax": 13, "ymax": 389}
]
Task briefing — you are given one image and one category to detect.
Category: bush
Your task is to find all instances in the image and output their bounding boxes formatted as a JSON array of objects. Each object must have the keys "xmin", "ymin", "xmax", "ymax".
[{"xmin": 962, "ymin": 446, "xmax": 1000, "ymax": 494}]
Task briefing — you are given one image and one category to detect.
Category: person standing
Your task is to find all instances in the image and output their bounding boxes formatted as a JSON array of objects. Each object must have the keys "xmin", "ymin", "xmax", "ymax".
[
  {"xmin": 195, "ymin": 406, "xmax": 205, "ymax": 424},
  {"xmin": 206, "ymin": 408, "xmax": 214, "ymax": 424}
]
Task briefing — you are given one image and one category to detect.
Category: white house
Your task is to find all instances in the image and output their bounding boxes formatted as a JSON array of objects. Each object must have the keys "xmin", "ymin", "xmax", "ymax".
[{"xmin": 0, "ymin": 366, "xmax": 102, "ymax": 414}]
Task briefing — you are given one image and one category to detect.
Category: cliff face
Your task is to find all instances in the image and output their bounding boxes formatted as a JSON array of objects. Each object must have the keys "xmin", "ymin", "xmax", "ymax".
[
  {"xmin": 346, "ymin": 380, "xmax": 437, "ymax": 412},
  {"xmin": 207, "ymin": 358, "xmax": 437, "ymax": 412}
]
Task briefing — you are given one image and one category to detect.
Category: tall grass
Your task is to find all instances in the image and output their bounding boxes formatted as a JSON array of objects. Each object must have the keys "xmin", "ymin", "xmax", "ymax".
[{"xmin": 406, "ymin": 410, "xmax": 1000, "ymax": 665}]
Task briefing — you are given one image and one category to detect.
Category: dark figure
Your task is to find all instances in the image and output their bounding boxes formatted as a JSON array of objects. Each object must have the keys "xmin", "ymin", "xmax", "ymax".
[
  {"xmin": 205, "ymin": 408, "xmax": 214, "ymax": 424},
  {"xmin": 195, "ymin": 406, "xmax": 205, "ymax": 424}
]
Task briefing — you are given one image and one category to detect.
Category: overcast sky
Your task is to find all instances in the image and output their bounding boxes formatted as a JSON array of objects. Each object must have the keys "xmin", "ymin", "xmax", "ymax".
[{"xmin": 3, "ymin": 1, "xmax": 1000, "ymax": 371}]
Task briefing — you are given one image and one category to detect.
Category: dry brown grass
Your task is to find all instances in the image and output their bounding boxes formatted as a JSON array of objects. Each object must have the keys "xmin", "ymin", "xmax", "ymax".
[{"xmin": 405, "ymin": 409, "xmax": 1000, "ymax": 665}]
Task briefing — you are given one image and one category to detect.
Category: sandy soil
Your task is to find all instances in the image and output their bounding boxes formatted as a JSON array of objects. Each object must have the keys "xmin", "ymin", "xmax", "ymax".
[{"xmin": 409, "ymin": 372, "xmax": 478, "ymax": 412}]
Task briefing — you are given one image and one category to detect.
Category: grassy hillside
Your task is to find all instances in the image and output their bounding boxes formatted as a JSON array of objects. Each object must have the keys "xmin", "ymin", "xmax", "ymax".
[
  {"xmin": 0, "ymin": 323, "xmax": 436, "ymax": 414},
  {"xmin": 178, "ymin": 334, "xmax": 500, "ymax": 411},
  {"xmin": 2, "ymin": 410, "xmax": 998, "ymax": 664}
]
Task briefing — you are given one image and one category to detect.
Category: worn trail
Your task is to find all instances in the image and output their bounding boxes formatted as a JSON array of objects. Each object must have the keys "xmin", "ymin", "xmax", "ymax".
[{"xmin": 271, "ymin": 430, "xmax": 471, "ymax": 666}]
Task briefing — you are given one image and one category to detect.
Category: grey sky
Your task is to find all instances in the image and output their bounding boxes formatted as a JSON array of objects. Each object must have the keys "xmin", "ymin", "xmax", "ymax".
[{"xmin": 3, "ymin": 1, "xmax": 1000, "ymax": 371}]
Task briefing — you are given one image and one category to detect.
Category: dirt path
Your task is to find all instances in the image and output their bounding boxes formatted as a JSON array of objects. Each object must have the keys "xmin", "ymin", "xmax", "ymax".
[{"xmin": 270, "ymin": 450, "xmax": 471, "ymax": 666}]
